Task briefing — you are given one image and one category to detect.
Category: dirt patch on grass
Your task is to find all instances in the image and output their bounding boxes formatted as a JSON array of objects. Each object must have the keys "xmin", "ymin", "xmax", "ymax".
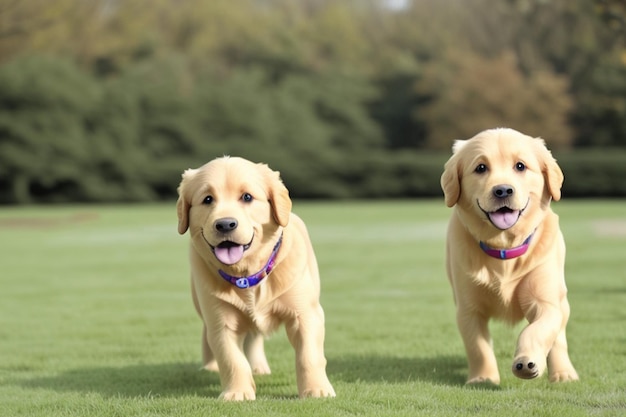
[{"xmin": 0, "ymin": 212, "xmax": 99, "ymax": 229}]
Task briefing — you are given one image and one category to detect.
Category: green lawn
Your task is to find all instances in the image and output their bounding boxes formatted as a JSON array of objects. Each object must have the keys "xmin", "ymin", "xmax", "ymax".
[{"xmin": 1, "ymin": 200, "xmax": 625, "ymax": 416}]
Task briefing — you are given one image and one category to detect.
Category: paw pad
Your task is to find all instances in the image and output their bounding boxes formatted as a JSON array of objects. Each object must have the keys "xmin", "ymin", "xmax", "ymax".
[{"xmin": 512, "ymin": 356, "xmax": 539, "ymax": 379}]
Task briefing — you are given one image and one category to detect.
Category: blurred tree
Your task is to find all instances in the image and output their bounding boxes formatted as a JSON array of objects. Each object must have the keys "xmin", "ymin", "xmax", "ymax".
[
  {"xmin": 0, "ymin": 55, "xmax": 98, "ymax": 203},
  {"xmin": 1, "ymin": 0, "xmax": 625, "ymax": 203},
  {"xmin": 572, "ymin": 52, "xmax": 626, "ymax": 147},
  {"xmin": 87, "ymin": 54, "xmax": 200, "ymax": 201},
  {"xmin": 595, "ymin": 0, "xmax": 626, "ymax": 45},
  {"xmin": 0, "ymin": 0, "xmax": 74, "ymax": 63},
  {"xmin": 0, "ymin": 0, "xmax": 112, "ymax": 66},
  {"xmin": 415, "ymin": 51, "xmax": 573, "ymax": 150},
  {"xmin": 440, "ymin": 0, "xmax": 626, "ymax": 147},
  {"xmin": 370, "ymin": 71, "xmax": 428, "ymax": 149},
  {"xmin": 192, "ymin": 65, "xmax": 384, "ymax": 197}
]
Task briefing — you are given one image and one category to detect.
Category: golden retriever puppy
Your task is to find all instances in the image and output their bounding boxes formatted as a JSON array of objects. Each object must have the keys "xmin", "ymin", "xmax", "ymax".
[
  {"xmin": 177, "ymin": 156, "xmax": 335, "ymax": 400},
  {"xmin": 440, "ymin": 128, "xmax": 579, "ymax": 384}
]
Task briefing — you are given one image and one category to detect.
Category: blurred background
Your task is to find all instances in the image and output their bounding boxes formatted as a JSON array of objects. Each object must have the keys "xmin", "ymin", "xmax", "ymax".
[{"xmin": 0, "ymin": 0, "xmax": 625, "ymax": 204}]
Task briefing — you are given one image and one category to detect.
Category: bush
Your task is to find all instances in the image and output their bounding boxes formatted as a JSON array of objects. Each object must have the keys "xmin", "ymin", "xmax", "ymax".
[
  {"xmin": 0, "ymin": 55, "xmax": 100, "ymax": 203},
  {"xmin": 1, "ymin": 52, "xmax": 625, "ymax": 204},
  {"xmin": 415, "ymin": 51, "xmax": 574, "ymax": 150},
  {"xmin": 554, "ymin": 149, "xmax": 626, "ymax": 198}
]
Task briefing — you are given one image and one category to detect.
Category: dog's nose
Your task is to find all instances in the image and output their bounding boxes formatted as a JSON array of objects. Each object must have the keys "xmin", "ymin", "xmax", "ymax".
[
  {"xmin": 214, "ymin": 217, "xmax": 238, "ymax": 232},
  {"xmin": 492, "ymin": 184, "xmax": 514, "ymax": 198}
]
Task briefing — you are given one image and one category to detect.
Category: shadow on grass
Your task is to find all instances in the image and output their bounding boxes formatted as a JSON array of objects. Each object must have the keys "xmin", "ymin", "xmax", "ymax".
[
  {"xmin": 17, "ymin": 362, "xmax": 223, "ymax": 398},
  {"xmin": 17, "ymin": 355, "xmax": 493, "ymax": 398},
  {"xmin": 327, "ymin": 354, "xmax": 470, "ymax": 387}
]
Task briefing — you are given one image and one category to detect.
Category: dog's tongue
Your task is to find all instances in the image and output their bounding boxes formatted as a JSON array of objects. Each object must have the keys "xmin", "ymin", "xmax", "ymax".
[
  {"xmin": 214, "ymin": 244, "xmax": 244, "ymax": 265},
  {"xmin": 489, "ymin": 209, "xmax": 520, "ymax": 230}
]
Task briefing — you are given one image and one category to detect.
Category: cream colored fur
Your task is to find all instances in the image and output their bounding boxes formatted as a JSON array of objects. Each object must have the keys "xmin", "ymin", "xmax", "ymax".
[
  {"xmin": 440, "ymin": 128, "xmax": 579, "ymax": 384},
  {"xmin": 177, "ymin": 156, "xmax": 335, "ymax": 400}
]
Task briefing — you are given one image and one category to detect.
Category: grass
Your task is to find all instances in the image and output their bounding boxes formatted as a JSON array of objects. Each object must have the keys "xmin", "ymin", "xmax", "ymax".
[{"xmin": 0, "ymin": 200, "xmax": 625, "ymax": 416}]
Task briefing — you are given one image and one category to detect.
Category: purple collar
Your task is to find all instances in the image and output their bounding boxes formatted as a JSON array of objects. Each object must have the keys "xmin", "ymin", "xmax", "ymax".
[
  {"xmin": 218, "ymin": 233, "xmax": 283, "ymax": 289},
  {"xmin": 479, "ymin": 232, "xmax": 534, "ymax": 260}
]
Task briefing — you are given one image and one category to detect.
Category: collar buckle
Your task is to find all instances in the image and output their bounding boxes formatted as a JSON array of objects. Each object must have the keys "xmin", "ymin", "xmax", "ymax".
[{"xmin": 235, "ymin": 278, "xmax": 250, "ymax": 289}]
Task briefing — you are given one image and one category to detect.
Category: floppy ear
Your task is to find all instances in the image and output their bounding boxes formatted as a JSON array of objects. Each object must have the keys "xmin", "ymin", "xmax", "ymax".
[
  {"xmin": 440, "ymin": 140, "xmax": 466, "ymax": 207},
  {"xmin": 259, "ymin": 163, "xmax": 292, "ymax": 227},
  {"xmin": 535, "ymin": 138, "xmax": 564, "ymax": 201},
  {"xmin": 176, "ymin": 168, "xmax": 198, "ymax": 234}
]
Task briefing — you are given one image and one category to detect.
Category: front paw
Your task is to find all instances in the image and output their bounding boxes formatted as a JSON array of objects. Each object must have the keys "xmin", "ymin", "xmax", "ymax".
[
  {"xmin": 201, "ymin": 359, "xmax": 219, "ymax": 372},
  {"xmin": 300, "ymin": 383, "xmax": 336, "ymax": 398},
  {"xmin": 466, "ymin": 375, "xmax": 500, "ymax": 385},
  {"xmin": 512, "ymin": 356, "xmax": 545, "ymax": 379},
  {"xmin": 251, "ymin": 363, "xmax": 271, "ymax": 375},
  {"xmin": 549, "ymin": 369, "xmax": 579, "ymax": 382},
  {"xmin": 219, "ymin": 389, "xmax": 256, "ymax": 401}
]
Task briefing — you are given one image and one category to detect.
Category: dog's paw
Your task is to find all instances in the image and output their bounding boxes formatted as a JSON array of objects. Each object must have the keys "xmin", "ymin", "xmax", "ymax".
[
  {"xmin": 249, "ymin": 355, "xmax": 271, "ymax": 375},
  {"xmin": 201, "ymin": 360, "xmax": 219, "ymax": 372},
  {"xmin": 512, "ymin": 356, "xmax": 544, "ymax": 379},
  {"xmin": 299, "ymin": 384, "xmax": 336, "ymax": 399},
  {"xmin": 549, "ymin": 369, "xmax": 579, "ymax": 383},
  {"xmin": 466, "ymin": 376, "xmax": 500, "ymax": 385},
  {"xmin": 251, "ymin": 363, "xmax": 271, "ymax": 375},
  {"xmin": 219, "ymin": 389, "xmax": 256, "ymax": 401}
]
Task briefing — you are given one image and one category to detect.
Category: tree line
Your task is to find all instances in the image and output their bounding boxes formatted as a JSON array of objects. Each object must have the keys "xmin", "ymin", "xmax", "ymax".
[{"xmin": 1, "ymin": 0, "xmax": 625, "ymax": 203}]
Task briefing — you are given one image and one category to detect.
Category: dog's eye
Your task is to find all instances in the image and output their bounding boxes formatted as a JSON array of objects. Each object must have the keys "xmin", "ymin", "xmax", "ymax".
[
  {"xmin": 515, "ymin": 162, "xmax": 526, "ymax": 172},
  {"xmin": 242, "ymin": 193, "xmax": 253, "ymax": 203},
  {"xmin": 202, "ymin": 196, "xmax": 213, "ymax": 205},
  {"xmin": 475, "ymin": 164, "xmax": 488, "ymax": 174}
]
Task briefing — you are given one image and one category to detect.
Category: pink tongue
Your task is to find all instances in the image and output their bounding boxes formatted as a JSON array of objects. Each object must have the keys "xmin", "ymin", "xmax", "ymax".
[
  {"xmin": 214, "ymin": 245, "xmax": 244, "ymax": 265},
  {"xmin": 489, "ymin": 210, "xmax": 520, "ymax": 230}
]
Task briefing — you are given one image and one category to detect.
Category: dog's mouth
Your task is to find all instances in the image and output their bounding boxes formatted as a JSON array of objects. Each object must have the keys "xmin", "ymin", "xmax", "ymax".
[
  {"xmin": 478, "ymin": 199, "xmax": 529, "ymax": 230},
  {"xmin": 488, "ymin": 207, "xmax": 520, "ymax": 230},
  {"xmin": 202, "ymin": 231, "xmax": 253, "ymax": 265}
]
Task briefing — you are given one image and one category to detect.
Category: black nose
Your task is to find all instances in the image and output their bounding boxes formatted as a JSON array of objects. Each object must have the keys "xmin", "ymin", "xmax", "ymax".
[
  {"xmin": 214, "ymin": 217, "xmax": 238, "ymax": 232},
  {"xmin": 493, "ymin": 184, "xmax": 514, "ymax": 198}
]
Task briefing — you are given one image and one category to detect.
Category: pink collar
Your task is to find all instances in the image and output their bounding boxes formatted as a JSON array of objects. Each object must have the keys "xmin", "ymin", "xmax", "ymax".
[{"xmin": 479, "ymin": 232, "xmax": 534, "ymax": 260}]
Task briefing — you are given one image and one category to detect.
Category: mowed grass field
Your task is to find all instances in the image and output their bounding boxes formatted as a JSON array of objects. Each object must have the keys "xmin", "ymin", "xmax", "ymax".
[{"xmin": 0, "ymin": 200, "xmax": 625, "ymax": 417}]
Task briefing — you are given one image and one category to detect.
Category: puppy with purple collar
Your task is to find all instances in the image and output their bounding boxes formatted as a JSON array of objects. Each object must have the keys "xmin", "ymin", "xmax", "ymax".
[
  {"xmin": 177, "ymin": 156, "xmax": 335, "ymax": 400},
  {"xmin": 441, "ymin": 128, "xmax": 579, "ymax": 384}
]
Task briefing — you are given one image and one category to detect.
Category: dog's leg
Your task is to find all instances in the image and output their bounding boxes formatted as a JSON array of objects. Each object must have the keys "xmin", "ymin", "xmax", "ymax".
[
  {"xmin": 199, "ymin": 300, "xmax": 257, "ymax": 401},
  {"xmin": 201, "ymin": 325, "xmax": 219, "ymax": 372},
  {"xmin": 285, "ymin": 304, "xmax": 336, "ymax": 398},
  {"xmin": 457, "ymin": 309, "xmax": 500, "ymax": 385},
  {"xmin": 512, "ymin": 266, "xmax": 577, "ymax": 381},
  {"xmin": 512, "ymin": 306, "xmax": 558, "ymax": 379},
  {"xmin": 208, "ymin": 324, "xmax": 257, "ymax": 401},
  {"xmin": 547, "ymin": 297, "xmax": 579, "ymax": 382},
  {"xmin": 244, "ymin": 332, "xmax": 271, "ymax": 375},
  {"xmin": 193, "ymin": 281, "xmax": 218, "ymax": 372}
]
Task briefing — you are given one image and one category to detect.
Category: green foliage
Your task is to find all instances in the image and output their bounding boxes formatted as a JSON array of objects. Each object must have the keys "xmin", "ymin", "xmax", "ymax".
[
  {"xmin": 415, "ymin": 51, "xmax": 574, "ymax": 150},
  {"xmin": 1, "ymin": 1, "xmax": 625, "ymax": 203},
  {"xmin": 555, "ymin": 149, "xmax": 626, "ymax": 197},
  {"xmin": 0, "ymin": 202, "xmax": 625, "ymax": 416},
  {"xmin": 0, "ymin": 55, "xmax": 99, "ymax": 203},
  {"xmin": 572, "ymin": 53, "xmax": 626, "ymax": 147}
]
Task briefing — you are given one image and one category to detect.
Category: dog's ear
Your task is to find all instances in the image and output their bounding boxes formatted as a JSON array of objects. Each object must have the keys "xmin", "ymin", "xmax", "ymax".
[
  {"xmin": 259, "ymin": 163, "xmax": 292, "ymax": 227},
  {"xmin": 451, "ymin": 139, "xmax": 469, "ymax": 154},
  {"xmin": 176, "ymin": 168, "xmax": 198, "ymax": 234},
  {"xmin": 534, "ymin": 138, "xmax": 564, "ymax": 201},
  {"xmin": 440, "ymin": 140, "xmax": 466, "ymax": 207}
]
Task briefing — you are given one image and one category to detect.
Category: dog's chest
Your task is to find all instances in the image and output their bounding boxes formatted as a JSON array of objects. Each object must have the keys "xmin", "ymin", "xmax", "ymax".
[
  {"xmin": 217, "ymin": 288, "xmax": 285, "ymax": 334},
  {"xmin": 475, "ymin": 265, "xmax": 525, "ymax": 320},
  {"xmin": 243, "ymin": 298, "xmax": 282, "ymax": 334}
]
